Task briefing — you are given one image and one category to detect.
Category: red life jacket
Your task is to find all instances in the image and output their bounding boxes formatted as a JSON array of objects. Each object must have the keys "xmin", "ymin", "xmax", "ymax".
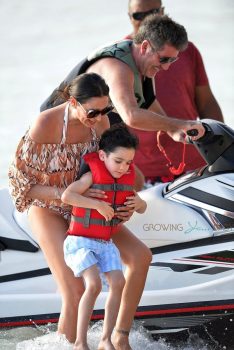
[{"xmin": 67, "ymin": 152, "xmax": 135, "ymax": 240}]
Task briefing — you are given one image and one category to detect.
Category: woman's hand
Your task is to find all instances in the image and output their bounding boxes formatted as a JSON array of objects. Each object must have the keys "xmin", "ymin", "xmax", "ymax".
[
  {"xmin": 83, "ymin": 188, "xmax": 107, "ymax": 199},
  {"xmin": 115, "ymin": 205, "xmax": 133, "ymax": 222}
]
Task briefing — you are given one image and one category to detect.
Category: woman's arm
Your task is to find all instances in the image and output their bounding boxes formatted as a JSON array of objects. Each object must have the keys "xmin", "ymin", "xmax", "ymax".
[{"xmin": 26, "ymin": 184, "xmax": 65, "ymax": 201}]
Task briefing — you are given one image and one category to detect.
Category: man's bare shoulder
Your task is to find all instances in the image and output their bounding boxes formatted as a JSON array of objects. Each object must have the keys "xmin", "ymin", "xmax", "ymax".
[{"xmin": 87, "ymin": 57, "xmax": 133, "ymax": 79}]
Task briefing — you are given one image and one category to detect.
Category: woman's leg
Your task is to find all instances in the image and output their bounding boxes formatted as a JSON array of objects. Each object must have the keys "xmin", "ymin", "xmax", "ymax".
[
  {"xmin": 28, "ymin": 206, "xmax": 85, "ymax": 343},
  {"xmin": 98, "ymin": 270, "xmax": 125, "ymax": 350},
  {"xmin": 75, "ymin": 265, "xmax": 102, "ymax": 350},
  {"xmin": 112, "ymin": 226, "xmax": 152, "ymax": 350}
]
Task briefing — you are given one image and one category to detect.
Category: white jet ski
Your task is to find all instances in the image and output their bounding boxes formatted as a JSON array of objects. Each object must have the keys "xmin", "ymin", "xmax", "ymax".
[{"xmin": 0, "ymin": 119, "xmax": 234, "ymax": 347}]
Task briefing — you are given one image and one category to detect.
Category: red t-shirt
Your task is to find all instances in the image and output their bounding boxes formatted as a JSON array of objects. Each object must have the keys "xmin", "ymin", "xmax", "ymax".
[{"xmin": 130, "ymin": 42, "xmax": 209, "ymax": 177}]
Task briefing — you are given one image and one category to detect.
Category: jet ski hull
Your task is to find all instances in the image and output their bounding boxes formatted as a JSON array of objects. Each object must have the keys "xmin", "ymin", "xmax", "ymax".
[{"xmin": 1, "ymin": 119, "xmax": 234, "ymax": 348}]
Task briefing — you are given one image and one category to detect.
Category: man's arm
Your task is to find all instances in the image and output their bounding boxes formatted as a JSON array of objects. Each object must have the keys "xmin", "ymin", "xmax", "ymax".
[
  {"xmin": 195, "ymin": 85, "xmax": 224, "ymax": 122},
  {"xmin": 148, "ymin": 98, "xmax": 167, "ymax": 116},
  {"xmin": 87, "ymin": 57, "xmax": 204, "ymax": 141}
]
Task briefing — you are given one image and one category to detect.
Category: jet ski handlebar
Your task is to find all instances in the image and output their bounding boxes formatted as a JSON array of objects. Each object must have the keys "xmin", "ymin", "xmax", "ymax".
[
  {"xmin": 187, "ymin": 119, "xmax": 234, "ymax": 171},
  {"xmin": 186, "ymin": 129, "xmax": 199, "ymax": 137},
  {"xmin": 186, "ymin": 122, "xmax": 214, "ymax": 142}
]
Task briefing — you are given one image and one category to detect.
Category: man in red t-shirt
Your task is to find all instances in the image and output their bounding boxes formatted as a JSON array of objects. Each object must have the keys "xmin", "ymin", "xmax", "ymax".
[{"xmin": 127, "ymin": 0, "xmax": 224, "ymax": 185}]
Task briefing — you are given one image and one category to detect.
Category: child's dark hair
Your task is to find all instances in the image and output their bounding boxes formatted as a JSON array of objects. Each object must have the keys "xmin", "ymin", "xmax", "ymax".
[{"xmin": 99, "ymin": 124, "xmax": 139, "ymax": 154}]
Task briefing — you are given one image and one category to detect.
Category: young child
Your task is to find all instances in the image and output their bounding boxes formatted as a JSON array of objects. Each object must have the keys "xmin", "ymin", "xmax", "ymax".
[{"xmin": 61, "ymin": 124, "xmax": 147, "ymax": 350}]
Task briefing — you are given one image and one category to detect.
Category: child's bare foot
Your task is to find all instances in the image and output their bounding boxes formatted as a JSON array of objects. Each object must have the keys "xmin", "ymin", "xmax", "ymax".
[
  {"xmin": 98, "ymin": 338, "xmax": 115, "ymax": 350},
  {"xmin": 112, "ymin": 329, "xmax": 132, "ymax": 350}
]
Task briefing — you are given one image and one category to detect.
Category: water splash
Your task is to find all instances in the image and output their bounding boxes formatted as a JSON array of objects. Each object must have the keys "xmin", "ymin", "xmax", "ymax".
[{"xmin": 0, "ymin": 321, "xmax": 215, "ymax": 350}]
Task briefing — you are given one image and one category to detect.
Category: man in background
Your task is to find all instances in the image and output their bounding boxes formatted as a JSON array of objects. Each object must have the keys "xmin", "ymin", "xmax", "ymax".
[{"xmin": 127, "ymin": 0, "xmax": 224, "ymax": 185}]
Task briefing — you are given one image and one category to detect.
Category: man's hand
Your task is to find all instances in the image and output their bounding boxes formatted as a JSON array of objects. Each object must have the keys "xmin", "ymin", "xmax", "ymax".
[{"xmin": 168, "ymin": 121, "xmax": 205, "ymax": 142}]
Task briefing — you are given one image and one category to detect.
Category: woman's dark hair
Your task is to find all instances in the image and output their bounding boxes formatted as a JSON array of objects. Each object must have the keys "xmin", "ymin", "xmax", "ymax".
[
  {"xmin": 99, "ymin": 123, "xmax": 139, "ymax": 154},
  {"xmin": 134, "ymin": 14, "xmax": 188, "ymax": 51},
  {"xmin": 52, "ymin": 73, "xmax": 109, "ymax": 105}
]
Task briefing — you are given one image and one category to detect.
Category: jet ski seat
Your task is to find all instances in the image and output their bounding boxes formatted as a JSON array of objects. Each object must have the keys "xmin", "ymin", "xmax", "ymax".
[{"xmin": 12, "ymin": 209, "xmax": 39, "ymax": 252}]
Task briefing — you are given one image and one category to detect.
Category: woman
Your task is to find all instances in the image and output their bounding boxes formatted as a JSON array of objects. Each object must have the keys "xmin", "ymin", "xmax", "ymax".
[{"xmin": 9, "ymin": 73, "xmax": 152, "ymax": 350}]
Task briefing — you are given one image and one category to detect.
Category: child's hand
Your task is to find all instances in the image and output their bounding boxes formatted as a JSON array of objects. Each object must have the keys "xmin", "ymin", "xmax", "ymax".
[
  {"xmin": 124, "ymin": 191, "xmax": 147, "ymax": 214},
  {"xmin": 97, "ymin": 201, "xmax": 114, "ymax": 221}
]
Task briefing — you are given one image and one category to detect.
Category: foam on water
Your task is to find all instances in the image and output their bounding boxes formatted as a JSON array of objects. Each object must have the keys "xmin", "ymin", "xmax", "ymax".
[{"xmin": 0, "ymin": 321, "xmax": 214, "ymax": 350}]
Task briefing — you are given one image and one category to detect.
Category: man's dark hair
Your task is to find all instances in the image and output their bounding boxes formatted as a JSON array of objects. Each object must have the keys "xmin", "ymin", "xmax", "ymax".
[
  {"xmin": 128, "ymin": 0, "xmax": 162, "ymax": 13},
  {"xmin": 99, "ymin": 124, "xmax": 139, "ymax": 154},
  {"xmin": 134, "ymin": 14, "xmax": 188, "ymax": 51}
]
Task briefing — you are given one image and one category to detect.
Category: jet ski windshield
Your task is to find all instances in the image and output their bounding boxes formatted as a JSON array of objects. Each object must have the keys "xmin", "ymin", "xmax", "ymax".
[
  {"xmin": 194, "ymin": 119, "xmax": 234, "ymax": 172},
  {"xmin": 166, "ymin": 166, "xmax": 207, "ymax": 192},
  {"xmin": 165, "ymin": 120, "xmax": 234, "ymax": 193}
]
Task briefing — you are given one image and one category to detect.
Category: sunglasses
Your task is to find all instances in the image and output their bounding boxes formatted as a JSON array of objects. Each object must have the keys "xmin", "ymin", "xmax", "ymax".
[
  {"xmin": 131, "ymin": 8, "xmax": 161, "ymax": 21},
  {"xmin": 149, "ymin": 42, "xmax": 179, "ymax": 65},
  {"xmin": 156, "ymin": 51, "xmax": 179, "ymax": 65},
  {"xmin": 77, "ymin": 101, "xmax": 114, "ymax": 119}
]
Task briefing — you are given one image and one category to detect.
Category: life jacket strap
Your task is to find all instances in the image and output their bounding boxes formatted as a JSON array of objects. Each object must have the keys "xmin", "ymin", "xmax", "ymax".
[
  {"xmin": 83, "ymin": 208, "xmax": 91, "ymax": 228},
  {"xmin": 91, "ymin": 183, "xmax": 134, "ymax": 191},
  {"xmin": 71, "ymin": 215, "xmax": 122, "ymax": 227}
]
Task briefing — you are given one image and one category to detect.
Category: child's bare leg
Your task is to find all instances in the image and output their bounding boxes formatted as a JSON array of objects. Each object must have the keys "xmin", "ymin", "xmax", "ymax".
[
  {"xmin": 74, "ymin": 265, "xmax": 102, "ymax": 350},
  {"xmin": 98, "ymin": 270, "xmax": 125, "ymax": 350}
]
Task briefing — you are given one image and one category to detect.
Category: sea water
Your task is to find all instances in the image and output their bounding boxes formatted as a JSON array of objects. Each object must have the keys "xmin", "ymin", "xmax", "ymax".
[{"xmin": 0, "ymin": 0, "xmax": 233, "ymax": 348}]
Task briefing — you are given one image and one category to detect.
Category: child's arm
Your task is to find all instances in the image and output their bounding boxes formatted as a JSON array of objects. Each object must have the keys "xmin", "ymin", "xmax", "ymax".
[
  {"xmin": 124, "ymin": 190, "xmax": 147, "ymax": 214},
  {"xmin": 61, "ymin": 172, "xmax": 114, "ymax": 221}
]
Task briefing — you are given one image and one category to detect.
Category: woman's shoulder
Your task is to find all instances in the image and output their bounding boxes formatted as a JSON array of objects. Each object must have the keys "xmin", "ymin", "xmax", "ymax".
[{"xmin": 29, "ymin": 104, "xmax": 66, "ymax": 144}]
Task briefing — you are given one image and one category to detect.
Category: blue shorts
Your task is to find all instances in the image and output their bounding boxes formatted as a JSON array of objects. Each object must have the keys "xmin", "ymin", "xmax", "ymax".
[{"xmin": 64, "ymin": 236, "xmax": 122, "ymax": 277}]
